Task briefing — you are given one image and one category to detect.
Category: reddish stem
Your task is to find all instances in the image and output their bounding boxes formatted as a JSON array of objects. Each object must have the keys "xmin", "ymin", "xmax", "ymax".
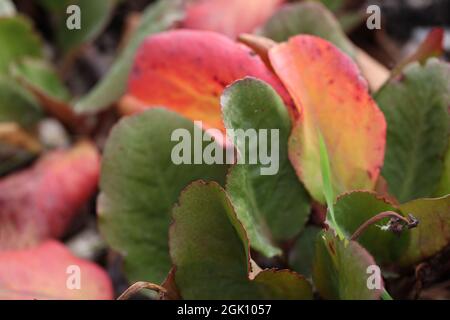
[
  {"xmin": 350, "ymin": 211, "xmax": 412, "ymax": 241},
  {"xmin": 117, "ymin": 281, "xmax": 167, "ymax": 300}
]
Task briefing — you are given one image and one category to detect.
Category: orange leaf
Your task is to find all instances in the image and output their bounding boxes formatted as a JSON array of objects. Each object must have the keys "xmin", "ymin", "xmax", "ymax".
[
  {"xmin": 269, "ymin": 35, "xmax": 386, "ymax": 203},
  {"xmin": 0, "ymin": 240, "xmax": 113, "ymax": 299},
  {"xmin": 181, "ymin": 0, "xmax": 284, "ymax": 38},
  {"xmin": 0, "ymin": 141, "xmax": 100, "ymax": 249},
  {"xmin": 123, "ymin": 30, "xmax": 291, "ymax": 132}
]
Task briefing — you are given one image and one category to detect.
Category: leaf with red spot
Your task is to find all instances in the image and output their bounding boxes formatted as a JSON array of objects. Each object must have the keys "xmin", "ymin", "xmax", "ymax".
[
  {"xmin": 75, "ymin": 0, "xmax": 185, "ymax": 113},
  {"xmin": 0, "ymin": 141, "xmax": 100, "ymax": 250},
  {"xmin": 181, "ymin": 0, "xmax": 284, "ymax": 38},
  {"xmin": 269, "ymin": 35, "xmax": 386, "ymax": 203},
  {"xmin": 122, "ymin": 29, "xmax": 291, "ymax": 133},
  {"xmin": 0, "ymin": 240, "xmax": 113, "ymax": 299}
]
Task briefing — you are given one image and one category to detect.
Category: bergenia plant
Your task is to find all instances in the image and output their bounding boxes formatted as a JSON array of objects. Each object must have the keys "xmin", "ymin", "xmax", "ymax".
[{"xmin": 0, "ymin": 0, "xmax": 448, "ymax": 301}]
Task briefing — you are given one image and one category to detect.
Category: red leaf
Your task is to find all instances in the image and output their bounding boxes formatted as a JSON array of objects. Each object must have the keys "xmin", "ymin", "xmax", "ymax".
[
  {"xmin": 181, "ymin": 0, "xmax": 284, "ymax": 38},
  {"xmin": 269, "ymin": 35, "xmax": 386, "ymax": 203},
  {"xmin": 122, "ymin": 30, "xmax": 292, "ymax": 133},
  {"xmin": 0, "ymin": 240, "xmax": 113, "ymax": 299},
  {"xmin": 0, "ymin": 142, "xmax": 100, "ymax": 250}
]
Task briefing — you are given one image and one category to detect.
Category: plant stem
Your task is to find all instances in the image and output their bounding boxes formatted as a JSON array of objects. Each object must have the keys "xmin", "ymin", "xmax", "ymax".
[
  {"xmin": 318, "ymin": 132, "xmax": 345, "ymax": 239},
  {"xmin": 317, "ymin": 130, "xmax": 398, "ymax": 301},
  {"xmin": 117, "ymin": 281, "xmax": 167, "ymax": 300},
  {"xmin": 350, "ymin": 211, "xmax": 411, "ymax": 241}
]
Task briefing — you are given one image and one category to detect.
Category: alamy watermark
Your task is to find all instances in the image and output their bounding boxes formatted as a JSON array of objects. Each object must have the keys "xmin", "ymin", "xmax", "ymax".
[
  {"xmin": 66, "ymin": 265, "xmax": 81, "ymax": 290},
  {"xmin": 367, "ymin": 4, "xmax": 382, "ymax": 30},
  {"xmin": 367, "ymin": 265, "xmax": 382, "ymax": 290},
  {"xmin": 171, "ymin": 121, "xmax": 280, "ymax": 176},
  {"xmin": 65, "ymin": 4, "xmax": 382, "ymax": 31},
  {"xmin": 66, "ymin": 5, "xmax": 81, "ymax": 30}
]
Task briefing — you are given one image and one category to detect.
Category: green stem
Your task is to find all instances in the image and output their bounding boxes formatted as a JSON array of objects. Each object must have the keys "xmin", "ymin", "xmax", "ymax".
[
  {"xmin": 318, "ymin": 130, "xmax": 394, "ymax": 300},
  {"xmin": 381, "ymin": 289, "xmax": 393, "ymax": 300},
  {"xmin": 318, "ymin": 132, "xmax": 345, "ymax": 239}
]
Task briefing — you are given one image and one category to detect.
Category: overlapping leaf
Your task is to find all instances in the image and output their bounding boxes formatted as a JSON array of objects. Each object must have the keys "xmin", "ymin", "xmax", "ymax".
[
  {"xmin": 181, "ymin": 0, "xmax": 284, "ymax": 38},
  {"xmin": 123, "ymin": 30, "xmax": 291, "ymax": 132},
  {"xmin": 0, "ymin": 15, "xmax": 42, "ymax": 72},
  {"xmin": 222, "ymin": 77, "xmax": 310, "ymax": 257},
  {"xmin": 0, "ymin": 76, "xmax": 42, "ymax": 127},
  {"xmin": 0, "ymin": 15, "xmax": 44, "ymax": 128},
  {"xmin": 289, "ymin": 226, "xmax": 321, "ymax": 278},
  {"xmin": 98, "ymin": 109, "xmax": 228, "ymax": 285},
  {"xmin": 75, "ymin": 0, "xmax": 185, "ymax": 113},
  {"xmin": 10, "ymin": 59, "xmax": 83, "ymax": 132},
  {"xmin": 312, "ymin": 230, "xmax": 383, "ymax": 300},
  {"xmin": 0, "ymin": 76, "xmax": 41, "ymax": 174},
  {"xmin": 330, "ymin": 192, "xmax": 450, "ymax": 268},
  {"xmin": 11, "ymin": 59, "xmax": 70, "ymax": 102},
  {"xmin": 0, "ymin": 142, "xmax": 100, "ymax": 249},
  {"xmin": 375, "ymin": 59, "xmax": 450, "ymax": 203},
  {"xmin": 391, "ymin": 28, "xmax": 444, "ymax": 78},
  {"xmin": 334, "ymin": 192, "xmax": 409, "ymax": 265},
  {"xmin": 399, "ymin": 195, "xmax": 450, "ymax": 266},
  {"xmin": 169, "ymin": 181, "xmax": 312, "ymax": 300},
  {"xmin": 313, "ymin": 0, "xmax": 363, "ymax": 32},
  {"xmin": 269, "ymin": 35, "xmax": 386, "ymax": 203},
  {"xmin": 0, "ymin": 240, "xmax": 113, "ymax": 299}
]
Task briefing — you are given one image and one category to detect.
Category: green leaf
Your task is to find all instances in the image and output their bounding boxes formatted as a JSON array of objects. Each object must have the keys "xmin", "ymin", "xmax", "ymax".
[
  {"xmin": 435, "ymin": 144, "xmax": 450, "ymax": 197},
  {"xmin": 312, "ymin": 230, "xmax": 383, "ymax": 300},
  {"xmin": 222, "ymin": 77, "xmax": 310, "ymax": 257},
  {"xmin": 312, "ymin": 0, "xmax": 363, "ymax": 33},
  {"xmin": 391, "ymin": 28, "xmax": 444, "ymax": 79},
  {"xmin": 334, "ymin": 192, "xmax": 409, "ymax": 265},
  {"xmin": 0, "ymin": 16, "xmax": 43, "ymax": 73},
  {"xmin": 169, "ymin": 181, "xmax": 313, "ymax": 300},
  {"xmin": 289, "ymin": 226, "xmax": 321, "ymax": 278},
  {"xmin": 338, "ymin": 11, "xmax": 365, "ymax": 33},
  {"xmin": 399, "ymin": 195, "xmax": 450, "ymax": 266},
  {"xmin": 260, "ymin": 2, "xmax": 354, "ymax": 58},
  {"xmin": 314, "ymin": 0, "xmax": 345, "ymax": 12},
  {"xmin": 375, "ymin": 59, "xmax": 450, "ymax": 203},
  {"xmin": 0, "ymin": 76, "xmax": 42, "ymax": 127},
  {"xmin": 39, "ymin": 0, "xmax": 116, "ymax": 53},
  {"xmin": 98, "ymin": 109, "xmax": 228, "ymax": 285},
  {"xmin": 75, "ymin": 0, "xmax": 185, "ymax": 113},
  {"xmin": 0, "ymin": 0, "xmax": 16, "ymax": 17},
  {"xmin": 38, "ymin": 0, "xmax": 66, "ymax": 11},
  {"xmin": 225, "ymin": 166, "xmax": 281, "ymax": 257},
  {"xmin": 11, "ymin": 59, "xmax": 70, "ymax": 102}
]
